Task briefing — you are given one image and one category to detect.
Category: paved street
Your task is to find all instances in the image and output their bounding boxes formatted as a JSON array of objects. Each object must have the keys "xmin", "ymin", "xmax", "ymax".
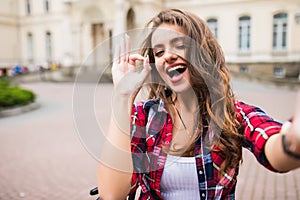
[{"xmin": 0, "ymin": 78, "xmax": 299, "ymax": 200}]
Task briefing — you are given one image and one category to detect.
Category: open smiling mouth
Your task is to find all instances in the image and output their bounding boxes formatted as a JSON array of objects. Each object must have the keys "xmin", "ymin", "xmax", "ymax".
[{"xmin": 167, "ymin": 65, "xmax": 187, "ymax": 78}]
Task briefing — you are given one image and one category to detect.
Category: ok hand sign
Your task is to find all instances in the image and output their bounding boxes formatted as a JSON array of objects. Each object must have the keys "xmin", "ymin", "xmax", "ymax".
[{"xmin": 112, "ymin": 34, "xmax": 151, "ymax": 96}]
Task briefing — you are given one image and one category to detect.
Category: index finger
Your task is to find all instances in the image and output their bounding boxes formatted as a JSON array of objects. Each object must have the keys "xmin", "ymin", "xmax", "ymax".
[
  {"xmin": 128, "ymin": 54, "xmax": 145, "ymax": 71},
  {"xmin": 113, "ymin": 44, "xmax": 121, "ymax": 64},
  {"xmin": 125, "ymin": 34, "xmax": 130, "ymax": 62},
  {"xmin": 129, "ymin": 54, "xmax": 145, "ymax": 62}
]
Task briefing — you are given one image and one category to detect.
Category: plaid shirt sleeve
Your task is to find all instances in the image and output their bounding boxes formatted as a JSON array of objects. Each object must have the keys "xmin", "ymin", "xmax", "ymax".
[
  {"xmin": 235, "ymin": 100, "xmax": 282, "ymax": 171},
  {"xmin": 129, "ymin": 102, "xmax": 147, "ymax": 195}
]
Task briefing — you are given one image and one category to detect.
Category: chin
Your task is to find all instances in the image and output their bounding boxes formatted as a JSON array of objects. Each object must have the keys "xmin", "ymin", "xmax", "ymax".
[{"xmin": 169, "ymin": 83, "xmax": 192, "ymax": 94}]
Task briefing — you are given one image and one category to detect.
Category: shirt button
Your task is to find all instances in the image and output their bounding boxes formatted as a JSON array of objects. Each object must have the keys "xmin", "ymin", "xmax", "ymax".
[{"xmin": 199, "ymin": 170, "xmax": 203, "ymax": 175}]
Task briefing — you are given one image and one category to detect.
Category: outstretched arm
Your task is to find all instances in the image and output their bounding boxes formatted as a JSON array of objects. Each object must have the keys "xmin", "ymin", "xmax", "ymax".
[{"xmin": 265, "ymin": 96, "xmax": 300, "ymax": 172}]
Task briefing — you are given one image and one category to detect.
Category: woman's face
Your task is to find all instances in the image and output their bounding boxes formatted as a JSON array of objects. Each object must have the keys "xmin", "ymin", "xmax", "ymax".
[{"xmin": 151, "ymin": 23, "xmax": 191, "ymax": 94}]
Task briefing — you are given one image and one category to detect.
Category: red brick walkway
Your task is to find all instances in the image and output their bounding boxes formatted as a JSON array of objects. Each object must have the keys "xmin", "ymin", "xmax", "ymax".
[
  {"xmin": 236, "ymin": 149, "xmax": 300, "ymax": 200},
  {"xmin": 232, "ymin": 78, "xmax": 300, "ymax": 200}
]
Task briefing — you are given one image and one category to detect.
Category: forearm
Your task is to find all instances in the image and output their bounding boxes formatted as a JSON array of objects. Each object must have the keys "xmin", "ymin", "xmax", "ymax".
[
  {"xmin": 97, "ymin": 128, "xmax": 132, "ymax": 199},
  {"xmin": 97, "ymin": 153, "xmax": 132, "ymax": 200},
  {"xmin": 265, "ymin": 122, "xmax": 300, "ymax": 172},
  {"xmin": 97, "ymin": 95, "xmax": 133, "ymax": 199}
]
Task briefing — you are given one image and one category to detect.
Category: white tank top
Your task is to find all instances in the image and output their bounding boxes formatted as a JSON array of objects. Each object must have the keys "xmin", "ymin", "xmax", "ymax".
[{"xmin": 160, "ymin": 155, "xmax": 201, "ymax": 200}]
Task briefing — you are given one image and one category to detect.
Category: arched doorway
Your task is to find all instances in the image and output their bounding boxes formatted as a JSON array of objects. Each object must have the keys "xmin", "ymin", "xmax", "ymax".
[{"xmin": 126, "ymin": 8, "xmax": 135, "ymax": 31}]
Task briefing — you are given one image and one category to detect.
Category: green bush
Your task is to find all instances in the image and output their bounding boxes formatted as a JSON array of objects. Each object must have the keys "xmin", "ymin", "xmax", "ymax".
[
  {"xmin": 0, "ymin": 78, "xmax": 36, "ymax": 110},
  {"xmin": 0, "ymin": 78, "xmax": 10, "ymax": 89}
]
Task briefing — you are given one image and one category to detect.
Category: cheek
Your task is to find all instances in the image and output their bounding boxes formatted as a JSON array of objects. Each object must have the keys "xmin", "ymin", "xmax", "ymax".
[
  {"xmin": 178, "ymin": 49, "xmax": 187, "ymax": 60},
  {"xmin": 155, "ymin": 59, "xmax": 164, "ymax": 74}
]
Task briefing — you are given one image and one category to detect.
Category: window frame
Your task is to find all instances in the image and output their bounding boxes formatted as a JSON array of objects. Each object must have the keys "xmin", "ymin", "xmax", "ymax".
[
  {"xmin": 25, "ymin": 0, "xmax": 31, "ymax": 15},
  {"xmin": 45, "ymin": 31, "xmax": 53, "ymax": 62},
  {"xmin": 44, "ymin": 0, "xmax": 50, "ymax": 13},
  {"xmin": 238, "ymin": 16, "xmax": 251, "ymax": 53},
  {"xmin": 239, "ymin": 65, "xmax": 249, "ymax": 74},
  {"xmin": 27, "ymin": 32, "xmax": 34, "ymax": 62},
  {"xmin": 273, "ymin": 65, "xmax": 285, "ymax": 78},
  {"xmin": 207, "ymin": 18, "xmax": 218, "ymax": 39},
  {"xmin": 272, "ymin": 13, "xmax": 288, "ymax": 52}
]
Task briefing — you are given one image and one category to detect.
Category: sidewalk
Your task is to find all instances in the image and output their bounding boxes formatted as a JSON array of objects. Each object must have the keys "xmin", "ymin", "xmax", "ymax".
[{"xmin": 237, "ymin": 149, "xmax": 300, "ymax": 200}]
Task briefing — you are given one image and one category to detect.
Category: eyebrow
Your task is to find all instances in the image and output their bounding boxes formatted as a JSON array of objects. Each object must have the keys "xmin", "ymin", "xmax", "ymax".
[{"xmin": 152, "ymin": 36, "xmax": 186, "ymax": 49}]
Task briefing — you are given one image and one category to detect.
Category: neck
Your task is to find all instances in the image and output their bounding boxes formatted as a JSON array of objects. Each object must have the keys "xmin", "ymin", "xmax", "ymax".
[
  {"xmin": 177, "ymin": 88, "xmax": 198, "ymax": 113},
  {"xmin": 173, "ymin": 88, "xmax": 199, "ymax": 134},
  {"xmin": 169, "ymin": 89, "xmax": 199, "ymax": 157}
]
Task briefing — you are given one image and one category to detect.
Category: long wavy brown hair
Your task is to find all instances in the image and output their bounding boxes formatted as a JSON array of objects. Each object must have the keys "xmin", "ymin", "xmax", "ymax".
[{"xmin": 131, "ymin": 8, "xmax": 243, "ymax": 176}]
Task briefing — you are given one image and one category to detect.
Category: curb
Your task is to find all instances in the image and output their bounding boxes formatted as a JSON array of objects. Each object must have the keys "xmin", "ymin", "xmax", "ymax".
[{"xmin": 0, "ymin": 102, "xmax": 41, "ymax": 118}]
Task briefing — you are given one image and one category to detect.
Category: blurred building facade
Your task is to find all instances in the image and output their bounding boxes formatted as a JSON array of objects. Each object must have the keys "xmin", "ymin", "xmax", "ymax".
[{"xmin": 0, "ymin": 0, "xmax": 299, "ymax": 79}]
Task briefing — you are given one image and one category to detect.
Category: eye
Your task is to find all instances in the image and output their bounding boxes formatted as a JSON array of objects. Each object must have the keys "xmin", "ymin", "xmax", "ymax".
[
  {"xmin": 154, "ymin": 49, "xmax": 164, "ymax": 57},
  {"xmin": 174, "ymin": 40, "xmax": 187, "ymax": 50},
  {"xmin": 175, "ymin": 44, "xmax": 186, "ymax": 50}
]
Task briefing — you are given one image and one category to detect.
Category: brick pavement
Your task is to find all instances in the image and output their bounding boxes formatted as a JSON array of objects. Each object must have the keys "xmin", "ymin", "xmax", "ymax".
[
  {"xmin": 232, "ymin": 78, "xmax": 300, "ymax": 200},
  {"xmin": 0, "ymin": 82, "xmax": 99, "ymax": 200},
  {"xmin": 0, "ymin": 79, "xmax": 299, "ymax": 200},
  {"xmin": 236, "ymin": 149, "xmax": 300, "ymax": 200}
]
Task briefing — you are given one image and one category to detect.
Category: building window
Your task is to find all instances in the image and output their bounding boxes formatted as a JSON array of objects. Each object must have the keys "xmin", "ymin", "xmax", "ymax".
[
  {"xmin": 27, "ymin": 33, "xmax": 34, "ymax": 61},
  {"xmin": 238, "ymin": 16, "xmax": 251, "ymax": 53},
  {"xmin": 273, "ymin": 66, "xmax": 285, "ymax": 78},
  {"xmin": 207, "ymin": 18, "xmax": 218, "ymax": 39},
  {"xmin": 273, "ymin": 13, "xmax": 288, "ymax": 51},
  {"xmin": 46, "ymin": 31, "xmax": 52, "ymax": 61},
  {"xmin": 239, "ymin": 65, "xmax": 249, "ymax": 73},
  {"xmin": 44, "ymin": 0, "xmax": 50, "ymax": 13},
  {"xmin": 26, "ymin": 0, "xmax": 31, "ymax": 15}
]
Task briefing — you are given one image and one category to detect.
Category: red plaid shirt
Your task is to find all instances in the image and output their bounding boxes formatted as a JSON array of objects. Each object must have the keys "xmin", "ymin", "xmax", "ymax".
[{"xmin": 129, "ymin": 99, "xmax": 282, "ymax": 199}]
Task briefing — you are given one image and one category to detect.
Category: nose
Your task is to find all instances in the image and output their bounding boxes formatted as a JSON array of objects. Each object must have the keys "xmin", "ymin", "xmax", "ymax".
[{"xmin": 163, "ymin": 50, "xmax": 178, "ymax": 63}]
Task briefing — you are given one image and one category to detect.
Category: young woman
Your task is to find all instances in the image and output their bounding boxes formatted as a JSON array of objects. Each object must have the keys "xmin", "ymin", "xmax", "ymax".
[{"xmin": 97, "ymin": 8, "xmax": 300, "ymax": 199}]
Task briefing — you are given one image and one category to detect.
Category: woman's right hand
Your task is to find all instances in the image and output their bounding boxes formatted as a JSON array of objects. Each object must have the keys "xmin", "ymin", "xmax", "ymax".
[{"xmin": 112, "ymin": 34, "xmax": 151, "ymax": 96}]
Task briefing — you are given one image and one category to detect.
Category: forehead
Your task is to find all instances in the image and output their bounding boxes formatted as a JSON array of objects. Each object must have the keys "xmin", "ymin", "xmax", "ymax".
[{"xmin": 151, "ymin": 23, "xmax": 187, "ymax": 46}]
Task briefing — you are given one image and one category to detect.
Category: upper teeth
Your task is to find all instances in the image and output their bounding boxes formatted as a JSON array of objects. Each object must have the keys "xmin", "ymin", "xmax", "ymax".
[{"xmin": 168, "ymin": 65, "xmax": 185, "ymax": 72}]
